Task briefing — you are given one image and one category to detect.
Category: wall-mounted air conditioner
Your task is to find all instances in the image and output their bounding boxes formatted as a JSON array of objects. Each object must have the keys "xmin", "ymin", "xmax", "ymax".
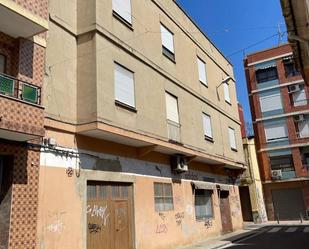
[
  {"xmin": 288, "ymin": 84, "xmax": 301, "ymax": 93},
  {"xmin": 294, "ymin": 114, "xmax": 305, "ymax": 122},
  {"xmin": 171, "ymin": 154, "xmax": 188, "ymax": 173},
  {"xmin": 271, "ymin": 170, "xmax": 282, "ymax": 180}
]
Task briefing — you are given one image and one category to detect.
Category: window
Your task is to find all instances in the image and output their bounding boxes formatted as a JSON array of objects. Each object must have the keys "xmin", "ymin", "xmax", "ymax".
[
  {"xmin": 22, "ymin": 84, "xmax": 38, "ymax": 103},
  {"xmin": 290, "ymin": 85, "xmax": 307, "ymax": 107},
  {"xmin": 197, "ymin": 57, "xmax": 207, "ymax": 85},
  {"xmin": 0, "ymin": 54, "xmax": 5, "ymax": 73},
  {"xmin": 154, "ymin": 183, "xmax": 174, "ymax": 212},
  {"xmin": 270, "ymin": 155, "xmax": 294, "ymax": 172},
  {"xmin": 256, "ymin": 67, "xmax": 278, "ymax": 83},
  {"xmin": 195, "ymin": 189, "xmax": 213, "ymax": 220},
  {"xmin": 259, "ymin": 92, "xmax": 283, "ymax": 113},
  {"xmin": 112, "ymin": 0, "xmax": 132, "ymax": 24},
  {"xmin": 0, "ymin": 74, "xmax": 14, "ymax": 96},
  {"xmin": 283, "ymin": 57, "xmax": 300, "ymax": 77},
  {"xmin": 223, "ymin": 83, "xmax": 231, "ymax": 103},
  {"xmin": 160, "ymin": 24, "xmax": 175, "ymax": 61},
  {"xmin": 297, "ymin": 118, "xmax": 309, "ymax": 138},
  {"xmin": 202, "ymin": 113, "xmax": 213, "ymax": 140},
  {"xmin": 114, "ymin": 63, "xmax": 135, "ymax": 108},
  {"xmin": 228, "ymin": 127, "xmax": 237, "ymax": 151},
  {"xmin": 165, "ymin": 92, "xmax": 179, "ymax": 124},
  {"xmin": 264, "ymin": 122, "xmax": 288, "ymax": 142}
]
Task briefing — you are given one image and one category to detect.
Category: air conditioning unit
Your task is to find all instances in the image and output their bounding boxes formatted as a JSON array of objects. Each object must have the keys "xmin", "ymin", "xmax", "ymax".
[
  {"xmin": 294, "ymin": 114, "xmax": 305, "ymax": 122},
  {"xmin": 288, "ymin": 84, "xmax": 301, "ymax": 93},
  {"xmin": 271, "ymin": 170, "xmax": 282, "ymax": 180},
  {"xmin": 171, "ymin": 154, "xmax": 188, "ymax": 173}
]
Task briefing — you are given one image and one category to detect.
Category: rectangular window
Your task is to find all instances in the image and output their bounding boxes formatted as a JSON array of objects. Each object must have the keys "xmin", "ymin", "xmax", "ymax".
[
  {"xmin": 112, "ymin": 0, "xmax": 132, "ymax": 24},
  {"xmin": 195, "ymin": 189, "xmax": 213, "ymax": 220},
  {"xmin": 228, "ymin": 127, "xmax": 237, "ymax": 151},
  {"xmin": 256, "ymin": 67, "xmax": 278, "ymax": 83},
  {"xmin": 223, "ymin": 83, "xmax": 231, "ymax": 103},
  {"xmin": 265, "ymin": 122, "xmax": 288, "ymax": 142},
  {"xmin": 0, "ymin": 74, "xmax": 14, "ymax": 96},
  {"xmin": 298, "ymin": 120, "xmax": 309, "ymax": 138},
  {"xmin": 165, "ymin": 92, "xmax": 179, "ymax": 124},
  {"xmin": 154, "ymin": 182, "xmax": 174, "ymax": 212},
  {"xmin": 202, "ymin": 113, "xmax": 213, "ymax": 140},
  {"xmin": 260, "ymin": 93, "xmax": 283, "ymax": 113},
  {"xmin": 291, "ymin": 85, "xmax": 307, "ymax": 107},
  {"xmin": 160, "ymin": 24, "xmax": 175, "ymax": 61},
  {"xmin": 114, "ymin": 63, "xmax": 135, "ymax": 108},
  {"xmin": 283, "ymin": 57, "xmax": 300, "ymax": 77},
  {"xmin": 197, "ymin": 57, "xmax": 207, "ymax": 85},
  {"xmin": 270, "ymin": 155, "xmax": 294, "ymax": 172},
  {"xmin": 22, "ymin": 84, "xmax": 38, "ymax": 103},
  {"xmin": 0, "ymin": 54, "xmax": 5, "ymax": 73}
]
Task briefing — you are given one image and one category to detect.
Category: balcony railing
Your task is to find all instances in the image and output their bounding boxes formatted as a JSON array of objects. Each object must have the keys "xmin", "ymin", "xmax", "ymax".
[
  {"xmin": 167, "ymin": 119, "xmax": 181, "ymax": 143},
  {"xmin": 0, "ymin": 73, "xmax": 41, "ymax": 105}
]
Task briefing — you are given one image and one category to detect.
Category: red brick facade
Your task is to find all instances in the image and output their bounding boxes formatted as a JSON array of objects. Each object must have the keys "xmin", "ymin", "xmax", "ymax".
[{"xmin": 244, "ymin": 44, "xmax": 309, "ymax": 220}]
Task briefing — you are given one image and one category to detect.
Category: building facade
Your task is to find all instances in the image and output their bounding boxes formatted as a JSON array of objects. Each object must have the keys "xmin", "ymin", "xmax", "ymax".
[
  {"xmin": 37, "ymin": 0, "xmax": 246, "ymax": 249},
  {"xmin": 244, "ymin": 44, "xmax": 309, "ymax": 221},
  {"xmin": 0, "ymin": 0, "xmax": 48, "ymax": 248},
  {"xmin": 238, "ymin": 104, "xmax": 267, "ymax": 223}
]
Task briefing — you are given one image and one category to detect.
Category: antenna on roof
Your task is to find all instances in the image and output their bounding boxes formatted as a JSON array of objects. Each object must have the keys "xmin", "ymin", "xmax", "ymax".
[{"xmin": 278, "ymin": 22, "xmax": 284, "ymax": 45}]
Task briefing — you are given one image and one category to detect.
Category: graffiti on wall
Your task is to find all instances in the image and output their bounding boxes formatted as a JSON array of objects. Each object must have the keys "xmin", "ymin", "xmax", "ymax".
[
  {"xmin": 204, "ymin": 218, "xmax": 213, "ymax": 229},
  {"xmin": 156, "ymin": 224, "xmax": 168, "ymax": 234},
  {"xmin": 46, "ymin": 211, "xmax": 66, "ymax": 234},
  {"xmin": 87, "ymin": 204, "xmax": 110, "ymax": 234},
  {"xmin": 175, "ymin": 212, "xmax": 185, "ymax": 226}
]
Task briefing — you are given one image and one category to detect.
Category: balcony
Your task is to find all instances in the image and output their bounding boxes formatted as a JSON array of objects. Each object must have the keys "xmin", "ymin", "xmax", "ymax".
[
  {"xmin": 167, "ymin": 120, "xmax": 181, "ymax": 144},
  {"xmin": 271, "ymin": 168, "xmax": 296, "ymax": 180},
  {"xmin": 0, "ymin": 73, "xmax": 44, "ymax": 141},
  {"xmin": 0, "ymin": 0, "xmax": 48, "ymax": 38}
]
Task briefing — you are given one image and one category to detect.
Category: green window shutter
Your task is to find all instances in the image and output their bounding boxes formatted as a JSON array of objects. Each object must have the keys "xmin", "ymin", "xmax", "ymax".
[
  {"xmin": 22, "ymin": 84, "xmax": 38, "ymax": 103},
  {"xmin": 0, "ymin": 75, "xmax": 14, "ymax": 95}
]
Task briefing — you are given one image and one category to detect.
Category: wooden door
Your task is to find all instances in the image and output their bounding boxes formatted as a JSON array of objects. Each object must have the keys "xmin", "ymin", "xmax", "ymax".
[
  {"xmin": 87, "ymin": 182, "xmax": 133, "ymax": 249},
  {"xmin": 219, "ymin": 191, "xmax": 233, "ymax": 234}
]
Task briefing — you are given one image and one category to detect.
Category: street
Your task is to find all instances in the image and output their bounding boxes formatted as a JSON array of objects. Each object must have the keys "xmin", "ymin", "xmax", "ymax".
[{"xmin": 224, "ymin": 226, "xmax": 309, "ymax": 249}]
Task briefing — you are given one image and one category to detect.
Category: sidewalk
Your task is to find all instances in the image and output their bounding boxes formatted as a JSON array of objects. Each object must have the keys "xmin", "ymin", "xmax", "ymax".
[{"xmin": 177, "ymin": 221, "xmax": 309, "ymax": 249}]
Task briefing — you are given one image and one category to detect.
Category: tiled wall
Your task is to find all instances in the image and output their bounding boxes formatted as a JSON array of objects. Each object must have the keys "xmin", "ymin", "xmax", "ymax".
[{"xmin": 12, "ymin": 0, "xmax": 48, "ymax": 20}]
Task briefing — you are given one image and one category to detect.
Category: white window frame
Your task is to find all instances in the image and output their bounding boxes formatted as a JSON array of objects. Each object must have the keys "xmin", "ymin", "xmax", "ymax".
[
  {"xmin": 202, "ymin": 113, "xmax": 213, "ymax": 140},
  {"xmin": 165, "ymin": 92, "xmax": 179, "ymax": 124},
  {"xmin": 228, "ymin": 127, "xmax": 237, "ymax": 151},
  {"xmin": 160, "ymin": 23, "xmax": 175, "ymax": 60},
  {"xmin": 197, "ymin": 57, "xmax": 207, "ymax": 86},
  {"xmin": 112, "ymin": 0, "xmax": 132, "ymax": 24},
  {"xmin": 264, "ymin": 123, "xmax": 288, "ymax": 142},
  {"xmin": 260, "ymin": 93, "xmax": 283, "ymax": 112},
  {"xmin": 223, "ymin": 83, "xmax": 231, "ymax": 104},
  {"xmin": 114, "ymin": 62, "xmax": 136, "ymax": 108}
]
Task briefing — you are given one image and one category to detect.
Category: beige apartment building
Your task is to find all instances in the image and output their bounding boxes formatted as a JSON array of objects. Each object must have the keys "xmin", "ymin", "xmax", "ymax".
[{"xmin": 38, "ymin": 0, "xmax": 246, "ymax": 248}]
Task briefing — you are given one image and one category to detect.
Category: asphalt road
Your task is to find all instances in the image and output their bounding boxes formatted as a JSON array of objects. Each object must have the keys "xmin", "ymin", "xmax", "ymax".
[{"xmin": 225, "ymin": 226, "xmax": 309, "ymax": 249}]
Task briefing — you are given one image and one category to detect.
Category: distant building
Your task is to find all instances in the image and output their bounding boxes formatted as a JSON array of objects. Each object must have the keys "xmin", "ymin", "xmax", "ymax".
[
  {"xmin": 238, "ymin": 104, "xmax": 268, "ymax": 223},
  {"xmin": 244, "ymin": 44, "xmax": 309, "ymax": 221},
  {"xmin": 281, "ymin": 0, "xmax": 309, "ymax": 86}
]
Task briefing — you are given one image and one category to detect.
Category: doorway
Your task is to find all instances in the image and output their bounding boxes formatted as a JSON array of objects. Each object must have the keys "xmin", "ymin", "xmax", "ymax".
[{"xmin": 219, "ymin": 190, "xmax": 233, "ymax": 234}]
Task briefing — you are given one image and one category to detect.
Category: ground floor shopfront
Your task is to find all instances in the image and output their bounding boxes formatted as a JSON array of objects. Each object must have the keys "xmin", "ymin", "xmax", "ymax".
[
  {"xmin": 37, "ymin": 139, "xmax": 243, "ymax": 249},
  {"xmin": 263, "ymin": 180, "xmax": 309, "ymax": 221}
]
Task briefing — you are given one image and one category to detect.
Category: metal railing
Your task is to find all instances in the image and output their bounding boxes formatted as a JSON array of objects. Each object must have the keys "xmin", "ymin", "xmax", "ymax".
[
  {"xmin": 0, "ymin": 73, "xmax": 41, "ymax": 105},
  {"xmin": 167, "ymin": 119, "xmax": 181, "ymax": 143}
]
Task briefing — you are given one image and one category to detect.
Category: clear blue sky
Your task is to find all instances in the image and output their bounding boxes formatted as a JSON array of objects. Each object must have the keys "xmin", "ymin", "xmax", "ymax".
[{"xmin": 176, "ymin": 0, "xmax": 287, "ymax": 123}]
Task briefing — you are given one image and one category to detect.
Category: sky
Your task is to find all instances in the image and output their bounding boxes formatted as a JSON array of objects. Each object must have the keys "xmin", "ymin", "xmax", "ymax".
[{"xmin": 176, "ymin": 0, "xmax": 287, "ymax": 123}]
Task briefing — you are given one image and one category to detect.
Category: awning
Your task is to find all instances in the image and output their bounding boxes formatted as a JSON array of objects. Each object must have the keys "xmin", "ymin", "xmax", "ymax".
[
  {"xmin": 191, "ymin": 181, "xmax": 215, "ymax": 190},
  {"xmin": 283, "ymin": 55, "xmax": 294, "ymax": 62},
  {"xmin": 255, "ymin": 60, "xmax": 276, "ymax": 70},
  {"xmin": 216, "ymin": 184, "xmax": 231, "ymax": 192}
]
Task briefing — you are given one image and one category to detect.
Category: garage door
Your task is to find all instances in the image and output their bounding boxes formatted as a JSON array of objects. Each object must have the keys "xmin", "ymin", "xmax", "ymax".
[
  {"xmin": 272, "ymin": 188, "xmax": 305, "ymax": 220},
  {"xmin": 87, "ymin": 182, "xmax": 133, "ymax": 249}
]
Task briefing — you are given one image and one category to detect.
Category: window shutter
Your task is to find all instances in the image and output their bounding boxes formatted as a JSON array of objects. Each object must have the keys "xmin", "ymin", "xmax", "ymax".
[
  {"xmin": 298, "ymin": 121, "xmax": 309, "ymax": 138},
  {"xmin": 112, "ymin": 0, "xmax": 132, "ymax": 24},
  {"xmin": 114, "ymin": 63, "xmax": 135, "ymax": 107},
  {"xmin": 223, "ymin": 83, "xmax": 230, "ymax": 103},
  {"xmin": 228, "ymin": 127, "xmax": 236, "ymax": 150},
  {"xmin": 260, "ymin": 93, "xmax": 283, "ymax": 112},
  {"xmin": 0, "ymin": 54, "xmax": 5, "ymax": 73},
  {"xmin": 197, "ymin": 58, "xmax": 207, "ymax": 85},
  {"xmin": 293, "ymin": 89, "xmax": 307, "ymax": 106},
  {"xmin": 160, "ymin": 24, "xmax": 174, "ymax": 53},
  {"xmin": 265, "ymin": 123, "xmax": 288, "ymax": 141},
  {"xmin": 165, "ymin": 92, "xmax": 179, "ymax": 123},
  {"xmin": 202, "ymin": 114, "xmax": 212, "ymax": 138}
]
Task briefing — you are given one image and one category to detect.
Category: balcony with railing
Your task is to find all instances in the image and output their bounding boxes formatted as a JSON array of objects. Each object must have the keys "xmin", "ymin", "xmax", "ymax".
[
  {"xmin": 0, "ymin": 73, "xmax": 44, "ymax": 141},
  {"xmin": 0, "ymin": 0, "xmax": 48, "ymax": 38},
  {"xmin": 270, "ymin": 154, "xmax": 296, "ymax": 181}
]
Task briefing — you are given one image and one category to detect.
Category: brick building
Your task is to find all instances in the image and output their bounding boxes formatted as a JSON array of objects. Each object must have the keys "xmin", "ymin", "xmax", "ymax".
[
  {"xmin": 244, "ymin": 44, "xmax": 309, "ymax": 221},
  {"xmin": 0, "ymin": 0, "xmax": 48, "ymax": 248}
]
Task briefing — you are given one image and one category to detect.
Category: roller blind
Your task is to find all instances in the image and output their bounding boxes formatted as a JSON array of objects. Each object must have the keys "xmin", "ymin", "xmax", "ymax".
[
  {"xmin": 228, "ymin": 127, "xmax": 236, "ymax": 150},
  {"xmin": 223, "ymin": 83, "xmax": 230, "ymax": 103},
  {"xmin": 197, "ymin": 58, "xmax": 207, "ymax": 85},
  {"xmin": 293, "ymin": 89, "xmax": 307, "ymax": 107},
  {"xmin": 0, "ymin": 54, "xmax": 5, "ymax": 73},
  {"xmin": 298, "ymin": 121, "xmax": 309, "ymax": 138},
  {"xmin": 114, "ymin": 63, "xmax": 135, "ymax": 107},
  {"xmin": 265, "ymin": 123, "xmax": 288, "ymax": 141},
  {"xmin": 165, "ymin": 92, "xmax": 179, "ymax": 123},
  {"xmin": 260, "ymin": 93, "xmax": 282, "ymax": 112},
  {"xmin": 160, "ymin": 24, "xmax": 174, "ymax": 53},
  {"xmin": 202, "ymin": 114, "xmax": 212, "ymax": 138},
  {"xmin": 112, "ymin": 0, "xmax": 132, "ymax": 24}
]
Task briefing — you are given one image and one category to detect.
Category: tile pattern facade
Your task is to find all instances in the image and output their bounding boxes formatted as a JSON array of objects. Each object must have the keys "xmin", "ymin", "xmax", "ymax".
[
  {"xmin": 0, "ymin": 141, "xmax": 40, "ymax": 249},
  {"xmin": 12, "ymin": 0, "xmax": 48, "ymax": 19}
]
